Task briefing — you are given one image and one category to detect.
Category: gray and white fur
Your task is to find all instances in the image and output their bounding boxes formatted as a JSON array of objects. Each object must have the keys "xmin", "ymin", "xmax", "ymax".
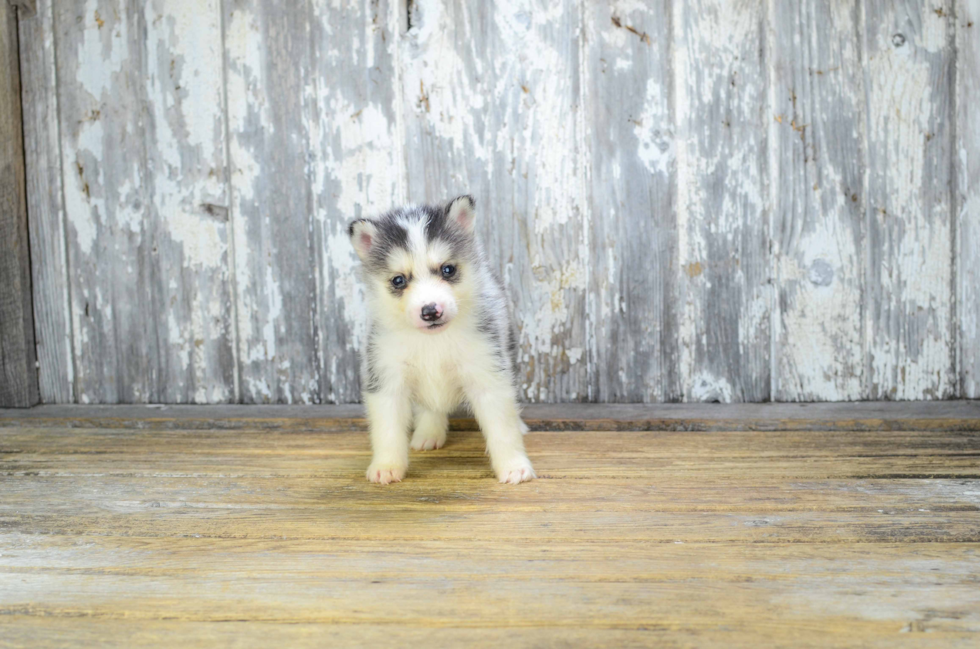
[{"xmin": 349, "ymin": 195, "xmax": 535, "ymax": 484}]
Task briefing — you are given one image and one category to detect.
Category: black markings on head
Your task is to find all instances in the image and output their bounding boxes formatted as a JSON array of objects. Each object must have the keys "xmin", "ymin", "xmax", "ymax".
[
  {"xmin": 424, "ymin": 200, "xmax": 474, "ymax": 259},
  {"xmin": 352, "ymin": 212, "xmax": 409, "ymax": 274},
  {"xmin": 353, "ymin": 200, "xmax": 478, "ymax": 284}
]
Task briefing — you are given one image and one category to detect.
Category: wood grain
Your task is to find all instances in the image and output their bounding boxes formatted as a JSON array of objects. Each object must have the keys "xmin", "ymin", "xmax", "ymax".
[
  {"xmin": 958, "ymin": 1, "xmax": 980, "ymax": 398},
  {"xmin": 0, "ymin": 407, "xmax": 978, "ymax": 645},
  {"xmin": 309, "ymin": 0, "xmax": 401, "ymax": 403},
  {"xmin": 15, "ymin": 0, "xmax": 980, "ymax": 404},
  {"xmin": 17, "ymin": 0, "xmax": 73, "ymax": 404},
  {"xmin": 225, "ymin": 0, "xmax": 317, "ymax": 403},
  {"xmin": 863, "ymin": 0, "xmax": 956, "ymax": 400},
  {"xmin": 673, "ymin": 0, "xmax": 771, "ymax": 402},
  {"xmin": 54, "ymin": 0, "xmax": 154, "ymax": 403},
  {"xmin": 584, "ymin": 0, "xmax": 680, "ymax": 402},
  {"xmin": 401, "ymin": 0, "xmax": 591, "ymax": 402},
  {"xmin": 142, "ymin": 0, "xmax": 236, "ymax": 403},
  {"xmin": 52, "ymin": 0, "xmax": 236, "ymax": 403},
  {"xmin": 0, "ymin": 0, "xmax": 38, "ymax": 408},
  {"xmin": 770, "ymin": 0, "xmax": 866, "ymax": 401}
]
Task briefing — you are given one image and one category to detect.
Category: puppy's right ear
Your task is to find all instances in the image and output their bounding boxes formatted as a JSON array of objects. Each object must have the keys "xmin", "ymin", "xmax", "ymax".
[{"xmin": 349, "ymin": 219, "xmax": 378, "ymax": 261}]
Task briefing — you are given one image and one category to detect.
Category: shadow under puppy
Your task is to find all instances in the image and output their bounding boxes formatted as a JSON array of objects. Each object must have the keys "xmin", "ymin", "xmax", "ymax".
[{"xmin": 349, "ymin": 196, "xmax": 535, "ymax": 485}]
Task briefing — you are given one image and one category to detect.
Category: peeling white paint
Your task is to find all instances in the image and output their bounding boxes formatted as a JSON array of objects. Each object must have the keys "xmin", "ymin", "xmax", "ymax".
[
  {"xmin": 326, "ymin": 224, "xmax": 367, "ymax": 352},
  {"xmin": 30, "ymin": 0, "xmax": 975, "ymax": 404},
  {"xmin": 493, "ymin": 1, "xmax": 584, "ymax": 234},
  {"xmin": 166, "ymin": 211, "xmax": 226, "ymax": 269},
  {"xmin": 866, "ymin": 4, "xmax": 953, "ymax": 399},
  {"xmin": 674, "ymin": 0, "xmax": 770, "ymax": 402},
  {"xmin": 318, "ymin": 99, "xmax": 397, "ymax": 218},
  {"xmin": 518, "ymin": 258, "xmax": 587, "ymax": 370},
  {"xmin": 402, "ymin": 0, "xmax": 488, "ymax": 162},
  {"xmin": 689, "ymin": 371, "xmax": 733, "ymax": 403},
  {"xmin": 75, "ymin": 4, "xmax": 128, "ymax": 99},
  {"xmin": 634, "ymin": 77, "xmax": 673, "ymax": 176},
  {"xmin": 65, "ymin": 120, "xmax": 103, "ymax": 255}
]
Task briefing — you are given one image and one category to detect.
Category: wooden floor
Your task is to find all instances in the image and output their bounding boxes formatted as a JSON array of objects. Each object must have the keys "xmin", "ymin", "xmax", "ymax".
[{"xmin": 1, "ymin": 403, "xmax": 979, "ymax": 647}]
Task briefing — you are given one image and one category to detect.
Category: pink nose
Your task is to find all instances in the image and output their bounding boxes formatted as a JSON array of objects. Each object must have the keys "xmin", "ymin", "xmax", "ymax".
[{"xmin": 420, "ymin": 303, "xmax": 442, "ymax": 322}]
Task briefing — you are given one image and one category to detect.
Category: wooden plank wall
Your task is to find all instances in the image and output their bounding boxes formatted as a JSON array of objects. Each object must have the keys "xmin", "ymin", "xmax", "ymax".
[
  {"xmin": 0, "ymin": 0, "xmax": 38, "ymax": 408},
  {"xmin": 15, "ymin": 0, "xmax": 980, "ymax": 404}
]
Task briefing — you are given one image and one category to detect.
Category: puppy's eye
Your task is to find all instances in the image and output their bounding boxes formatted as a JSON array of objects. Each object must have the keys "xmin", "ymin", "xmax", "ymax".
[
  {"xmin": 391, "ymin": 275, "xmax": 407, "ymax": 289},
  {"xmin": 441, "ymin": 264, "xmax": 457, "ymax": 278}
]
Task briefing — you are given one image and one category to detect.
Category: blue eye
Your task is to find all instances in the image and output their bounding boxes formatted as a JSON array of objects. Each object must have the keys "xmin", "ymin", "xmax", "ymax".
[
  {"xmin": 391, "ymin": 275, "xmax": 407, "ymax": 289},
  {"xmin": 441, "ymin": 264, "xmax": 457, "ymax": 278}
]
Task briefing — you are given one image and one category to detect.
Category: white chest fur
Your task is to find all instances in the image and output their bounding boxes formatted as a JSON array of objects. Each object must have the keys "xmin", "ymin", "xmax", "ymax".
[{"xmin": 374, "ymin": 325, "xmax": 485, "ymax": 413}]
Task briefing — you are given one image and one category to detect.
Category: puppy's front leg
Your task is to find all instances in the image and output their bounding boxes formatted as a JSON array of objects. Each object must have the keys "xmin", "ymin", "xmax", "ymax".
[
  {"xmin": 364, "ymin": 390, "xmax": 411, "ymax": 484},
  {"xmin": 466, "ymin": 386, "xmax": 535, "ymax": 484}
]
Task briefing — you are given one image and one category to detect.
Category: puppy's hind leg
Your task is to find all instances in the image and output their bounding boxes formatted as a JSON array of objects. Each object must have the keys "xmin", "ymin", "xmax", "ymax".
[{"xmin": 411, "ymin": 406, "xmax": 449, "ymax": 451}]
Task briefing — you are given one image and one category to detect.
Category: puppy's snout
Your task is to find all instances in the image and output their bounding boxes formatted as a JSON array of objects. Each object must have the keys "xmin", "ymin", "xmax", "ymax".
[{"xmin": 420, "ymin": 303, "xmax": 443, "ymax": 322}]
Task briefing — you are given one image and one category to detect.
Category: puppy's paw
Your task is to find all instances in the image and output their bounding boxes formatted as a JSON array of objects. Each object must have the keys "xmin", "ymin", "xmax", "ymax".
[
  {"xmin": 366, "ymin": 462, "xmax": 407, "ymax": 485},
  {"xmin": 411, "ymin": 429, "xmax": 447, "ymax": 451},
  {"xmin": 495, "ymin": 456, "xmax": 536, "ymax": 485}
]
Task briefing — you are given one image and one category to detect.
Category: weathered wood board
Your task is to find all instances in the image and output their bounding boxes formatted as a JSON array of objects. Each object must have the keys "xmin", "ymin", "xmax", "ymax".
[
  {"xmin": 769, "ymin": 0, "xmax": 866, "ymax": 401},
  {"xmin": 0, "ymin": 1, "xmax": 38, "ymax": 407},
  {"xmin": 225, "ymin": 0, "xmax": 319, "ymax": 404},
  {"xmin": 15, "ymin": 0, "xmax": 980, "ymax": 403},
  {"xmin": 864, "ymin": 0, "xmax": 956, "ymax": 400},
  {"xmin": 0, "ymin": 405, "xmax": 979, "ymax": 645},
  {"xmin": 46, "ymin": 0, "xmax": 236, "ymax": 403},
  {"xmin": 18, "ymin": 0, "xmax": 72, "ymax": 404},
  {"xmin": 585, "ymin": 0, "xmax": 679, "ymax": 402},
  {"xmin": 673, "ymin": 0, "xmax": 770, "ymax": 402},
  {"xmin": 958, "ymin": 0, "xmax": 980, "ymax": 398}
]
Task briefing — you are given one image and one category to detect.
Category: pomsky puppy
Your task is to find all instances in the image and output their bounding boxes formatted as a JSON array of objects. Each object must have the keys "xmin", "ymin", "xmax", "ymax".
[{"xmin": 349, "ymin": 195, "xmax": 535, "ymax": 485}]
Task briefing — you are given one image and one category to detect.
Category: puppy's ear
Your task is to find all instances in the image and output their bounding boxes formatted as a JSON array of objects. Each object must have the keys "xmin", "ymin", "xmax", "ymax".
[
  {"xmin": 349, "ymin": 219, "xmax": 378, "ymax": 261},
  {"xmin": 446, "ymin": 195, "xmax": 476, "ymax": 235}
]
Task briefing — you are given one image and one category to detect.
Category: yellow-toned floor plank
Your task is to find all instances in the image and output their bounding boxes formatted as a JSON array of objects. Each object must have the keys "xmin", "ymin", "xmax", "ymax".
[
  {"xmin": 0, "ymin": 408, "xmax": 978, "ymax": 646},
  {"xmin": 4, "ymin": 618, "xmax": 979, "ymax": 649}
]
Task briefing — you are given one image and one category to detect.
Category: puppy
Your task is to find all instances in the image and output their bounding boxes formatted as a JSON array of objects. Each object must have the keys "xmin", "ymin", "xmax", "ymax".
[{"xmin": 349, "ymin": 196, "xmax": 535, "ymax": 485}]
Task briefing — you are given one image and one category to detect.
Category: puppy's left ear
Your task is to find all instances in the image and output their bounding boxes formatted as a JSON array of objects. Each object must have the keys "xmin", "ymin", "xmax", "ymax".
[
  {"xmin": 446, "ymin": 195, "xmax": 476, "ymax": 234},
  {"xmin": 349, "ymin": 219, "xmax": 378, "ymax": 261}
]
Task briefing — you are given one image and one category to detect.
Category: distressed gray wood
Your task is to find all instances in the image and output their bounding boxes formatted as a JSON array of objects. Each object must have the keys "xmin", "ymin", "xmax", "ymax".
[
  {"xmin": 54, "ymin": 0, "xmax": 151, "ymax": 403},
  {"xmin": 401, "ymin": 0, "xmax": 590, "ymax": 402},
  {"xmin": 16, "ymin": 0, "xmax": 980, "ymax": 404},
  {"xmin": 309, "ymin": 0, "xmax": 400, "ymax": 403},
  {"xmin": 142, "ymin": 0, "xmax": 236, "ymax": 403},
  {"xmin": 18, "ymin": 0, "xmax": 73, "ymax": 403},
  {"xmin": 0, "ymin": 0, "xmax": 38, "ymax": 407},
  {"xmin": 958, "ymin": 0, "xmax": 980, "ymax": 398},
  {"xmin": 584, "ymin": 1, "xmax": 679, "ymax": 402},
  {"xmin": 770, "ymin": 0, "xmax": 866, "ymax": 401},
  {"xmin": 673, "ymin": 0, "xmax": 771, "ymax": 402},
  {"xmin": 863, "ymin": 0, "xmax": 956, "ymax": 400},
  {"xmin": 53, "ymin": 0, "xmax": 235, "ymax": 404},
  {"xmin": 225, "ymin": 0, "xmax": 318, "ymax": 403},
  {"xmin": 9, "ymin": 0, "xmax": 36, "ymax": 18}
]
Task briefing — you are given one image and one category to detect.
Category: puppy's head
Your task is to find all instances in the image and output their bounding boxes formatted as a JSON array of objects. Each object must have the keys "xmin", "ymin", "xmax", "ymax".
[{"xmin": 349, "ymin": 196, "xmax": 478, "ymax": 334}]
